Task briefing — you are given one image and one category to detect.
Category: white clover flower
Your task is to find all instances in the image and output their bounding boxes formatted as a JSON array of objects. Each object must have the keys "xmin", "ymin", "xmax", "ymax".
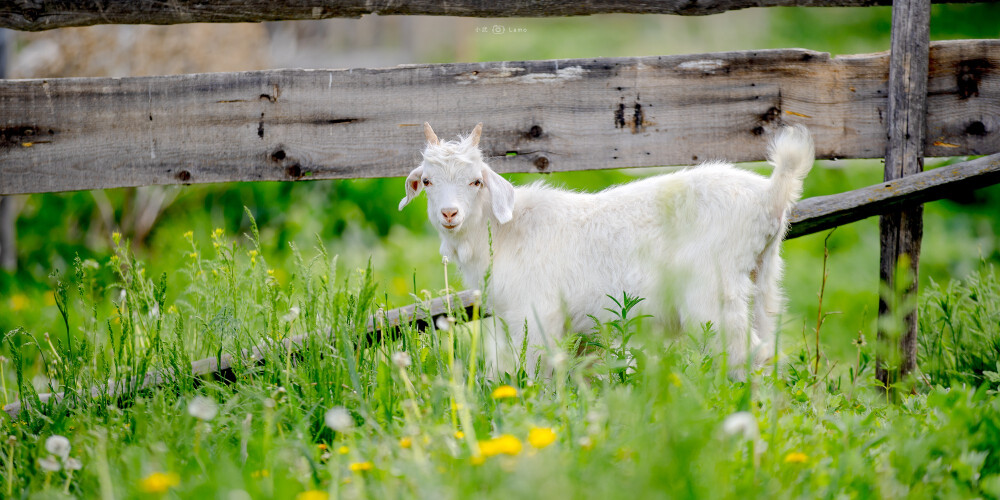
[
  {"xmin": 64, "ymin": 457, "xmax": 82, "ymax": 471},
  {"xmin": 720, "ymin": 411, "xmax": 759, "ymax": 441},
  {"xmin": 281, "ymin": 306, "xmax": 300, "ymax": 323},
  {"xmin": 392, "ymin": 351, "xmax": 412, "ymax": 369},
  {"xmin": 188, "ymin": 396, "xmax": 219, "ymax": 421},
  {"xmin": 324, "ymin": 407, "xmax": 354, "ymax": 432},
  {"xmin": 45, "ymin": 435, "xmax": 71, "ymax": 461},
  {"xmin": 38, "ymin": 455, "xmax": 61, "ymax": 472}
]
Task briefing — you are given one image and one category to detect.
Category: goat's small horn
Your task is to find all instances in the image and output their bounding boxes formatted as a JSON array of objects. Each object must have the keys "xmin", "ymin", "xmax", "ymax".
[
  {"xmin": 423, "ymin": 122, "xmax": 439, "ymax": 145},
  {"xmin": 470, "ymin": 123, "xmax": 483, "ymax": 147}
]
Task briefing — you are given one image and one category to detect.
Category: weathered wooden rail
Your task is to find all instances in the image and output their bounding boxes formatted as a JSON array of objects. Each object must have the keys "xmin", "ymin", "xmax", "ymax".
[
  {"xmin": 2, "ymin": 39, "xmax": 998, "ymax": 196},
  {"xmin": 1, "ymin": 0, "xmax": 994, "ymax": 31}
]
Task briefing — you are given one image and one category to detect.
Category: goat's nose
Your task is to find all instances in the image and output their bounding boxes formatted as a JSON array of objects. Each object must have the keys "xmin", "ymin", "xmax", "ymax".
[{"xmin": 441, "ymin": 208, "xmax": 458, "ymax": 221}]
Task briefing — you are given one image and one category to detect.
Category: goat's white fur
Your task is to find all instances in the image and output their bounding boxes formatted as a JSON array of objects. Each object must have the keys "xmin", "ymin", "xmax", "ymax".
[{"xmin": 400, "ymin": 123, "xmax": 814, "ymax": 378}]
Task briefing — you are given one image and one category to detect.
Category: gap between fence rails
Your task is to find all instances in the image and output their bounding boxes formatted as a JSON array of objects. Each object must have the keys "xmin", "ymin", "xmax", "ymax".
[{"xmin": 4, "ymin": 152, "xmax": 1000, "ymax": 420}]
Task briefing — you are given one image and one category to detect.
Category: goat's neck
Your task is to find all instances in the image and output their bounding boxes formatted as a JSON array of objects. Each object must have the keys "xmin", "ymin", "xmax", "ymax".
[{"xmin": 439, "ymin": 214, "xmax": 495, "ymax": 291}]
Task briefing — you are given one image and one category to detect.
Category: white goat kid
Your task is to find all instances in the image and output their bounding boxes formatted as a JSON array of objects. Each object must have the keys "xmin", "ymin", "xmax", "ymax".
[{"xmin": 399, "ymin": 122, "xmax": 814, "ymax": 378}]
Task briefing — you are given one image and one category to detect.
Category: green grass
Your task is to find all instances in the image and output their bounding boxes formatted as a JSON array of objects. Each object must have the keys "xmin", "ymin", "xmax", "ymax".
[{"xmin": 3, "ymin": 219, "xmax": 1000, "ymax": 499}]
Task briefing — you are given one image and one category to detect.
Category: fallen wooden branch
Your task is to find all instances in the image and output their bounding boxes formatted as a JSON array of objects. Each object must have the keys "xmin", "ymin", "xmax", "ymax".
[
  {"xmin": 3, "ymin": 290, "xmax": 481, "ymax": 420},
  {"xmin": 788, "ymin": 153, "xmax": 1000, "ymax": 238},
  {"xmin": 1, "ymin": 0, "xmax": 993, "ymax": 31}
]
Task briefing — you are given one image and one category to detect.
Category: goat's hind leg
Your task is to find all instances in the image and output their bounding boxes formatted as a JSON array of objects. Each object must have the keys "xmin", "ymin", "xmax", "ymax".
[{"xmin": 682, "ymin": 270, "xmax": 757, "ymax": 380}]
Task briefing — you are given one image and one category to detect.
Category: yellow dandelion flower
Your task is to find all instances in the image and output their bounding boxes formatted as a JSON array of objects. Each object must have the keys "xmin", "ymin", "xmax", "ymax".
[
  {"xmin": 491, "ymin": 385, "xmax": 518, "ymax": 400},
  {"xmin": 528, "ymin": 427, "xmax": 557, "ymax": 449},
  {"xmin": 296, "ymin": 491, "xmax": 329, "ymax": 500},
  {"xmin": 478, "ymin": 434, "xmax": 522, "ymax": 457},
  {"xmin": 348, "ymin": 461, "xmax": 373, "ymax": 472},
  {"xmin": 139, "ymin": 472, "xmax": 180, "ymax": 493},
  {"xmin": 399, "ymin": 437, "xmax": 412, "ymax": 449},
  {"xmin": 9, "ymin": 294, "xmax": 28, "ymax": 312},
  {"xmin": 338, "ymin": 446, "xmax": 350, "ymax": 455},
  {"xmin": 454, "ymin": 431, "xmax": 465, "ymax": 439},
  {"xmin": 784, "ymin": 452, "xmax": 809, "ymax": 464}
]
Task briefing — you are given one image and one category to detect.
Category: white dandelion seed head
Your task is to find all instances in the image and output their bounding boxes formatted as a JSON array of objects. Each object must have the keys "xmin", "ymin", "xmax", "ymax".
[
  {"xmin": 64, "ymin": 457, "xmax": 82, "ymax": 471},
  {"xmin": 720, "ymin": 411, "xmax": 759, "ymax": 441},
  {"xmin": 281, "ymin": 306, "xmax": 300, "ymax": 323},
  {"xmin": 45, "ymin": 435, "xmax": 71, "ymax": 460},
  {"xmin": 324, "ymin": 407, "xmax": 355, "ymax": 432},
  {"xmin": 38, "ymin": 455, "xmax": 61, "ymax": 472},
  {"xmin": 392, "ymin": 351, "xmax": 412, "ymax": 369},
  {"xmin": 435, "ymin": 316, "xmax": 451, "ymax": 332},
  {"xmin": 188, "ymin": 395, "xmax": 219, "ymax": 421}
]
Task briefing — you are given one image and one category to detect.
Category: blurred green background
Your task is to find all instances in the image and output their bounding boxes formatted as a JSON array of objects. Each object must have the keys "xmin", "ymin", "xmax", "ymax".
[{"xmin": 1, "ymin": 4, "xmax": 999, "ymax": 372}]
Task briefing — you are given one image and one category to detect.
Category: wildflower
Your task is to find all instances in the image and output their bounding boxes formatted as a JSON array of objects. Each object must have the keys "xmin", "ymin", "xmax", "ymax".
[
  {"xmin": 399, "ymin": 437, "xmax": 412, "ymax": 449},
  {"xmin": 251, "ymin": 469, "xmax": 270, "ymax": 478},
  {"xmin": 183, "ymin": 230, "xmax": 194, "ymax": 241},
  {"xmin": 784, "ymin": 452, "xmax": 809, "ymax": 464},
  {"xmin": 852, "ymin": 333, "xmax": 867, "ymax": 347},
  {"xmin": 491, "ymin": 385, "xmax": 518, "ymax": 400},
  {"xmin": 281, "ymin": 306, "xmax": 300, "ymax": 323},
  {"xmin": 64, "ymin": 457, "xmax": 82, "ymax": 471},
  {"xmin": 478, "ymin": 435, "xmax": 522, "ymax": 457},
  {"xmin": 296, "ymin": 491, "xmax": 329, "ymax": 500},
  {"xmin": 317, "ymin": 443, "xmax": 328, "ymax": 451},
  {"xmin": 9, "ymin": 294, "xmax": 28, "ymax": 312},
  {"xmin": 167, "ymin": 305, "xmax": 178, "ymax": 314},
  {"xmin": 45, "ymin": 435, "xmax": 71, "ymax": 460},
  {"xmin": 213, "ymin": 228, "xmax": 224, "ymax": 238},
  {"xmin": 324, "ymin": 407, "xmax": 354, "ymax": 432},
  {"xmin": 338, "ymin": 446, "xmax": 350, "ymax": 455},
  {"xmin": 188, "ymin": 396, "xmax": 218, "ymax": 421},
  {"xmin": 349, "ymin": 461, "xmax": 374, "ymax": 472},
  {"xmin": 188, "ymin": 252, "xmax": 198, "ymax": 259},
  {"xmin": 720, "ymin": 411, "xmax": 759, "ymax": 441},
  {"xmin": 528, "ymin": 427, "xmax": 557, "ymax": 449},
  {"xmin": 454, "ymin": 431, "xmax": 465, "ymax": 439},
  {"xmin": 392, "ymin": 351, "xmax": 412, "ymax": 369},
  {"xmin": 38, "ymin": 456, "xmax": 61, "ymax": 472},
  {"xmin": 139, "ymin": 472, "xmax": 179, "ymax": 493},
  {"xmin": 435, "ymin": 316, "xmax": 451, "ymax": 332},
  {"xmin": 113, "ymin": 231, "xmax": 123, "ymax": 245}
]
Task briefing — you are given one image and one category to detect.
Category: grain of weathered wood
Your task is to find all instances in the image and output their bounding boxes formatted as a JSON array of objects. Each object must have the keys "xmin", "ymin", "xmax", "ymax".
[
  {"xmin": 3, "ymin": 290, "xmax": 482, "ymax": 419},
  {"xmin": 876, "ymin": 0, "xmax": 930, "ymax": 386},
  {"xmin": 2, "ymin": 40, "xmax": 998, "ymax": 196},
  {"xmin": 788, "ymin": 153, "xmax": 1000, "ymax": 238},
  {"xmin": 1, "ymin": 0, "xmax": 994, "ymax": 31}
]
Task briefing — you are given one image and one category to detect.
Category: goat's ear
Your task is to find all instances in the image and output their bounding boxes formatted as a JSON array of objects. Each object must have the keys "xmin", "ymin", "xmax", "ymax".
[
  {"xmin": 469, "ymin": 123, "xmax": 483, "ymax": 148},
  {"xmin": 398, "ymin": 166, "xmax": 425, "ymax": 211},
  {"xmin": 482, "ymin": 166, "xmax": 515, "ymax": 223},
  {"xmin": 423, "ymin": 122, "xmax": 439, "ymax": 145}
]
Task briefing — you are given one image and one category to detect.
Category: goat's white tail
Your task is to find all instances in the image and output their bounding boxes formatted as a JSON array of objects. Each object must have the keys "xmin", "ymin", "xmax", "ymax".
[{"xmin": 767, "ymin": 124, "xmax": 815, "ymax": 217}]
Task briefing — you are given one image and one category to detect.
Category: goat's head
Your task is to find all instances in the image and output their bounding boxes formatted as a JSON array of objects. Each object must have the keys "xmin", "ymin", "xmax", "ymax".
[{"xmin": 398, "ymin": 122, "xmax": 515, "ymax": 233}]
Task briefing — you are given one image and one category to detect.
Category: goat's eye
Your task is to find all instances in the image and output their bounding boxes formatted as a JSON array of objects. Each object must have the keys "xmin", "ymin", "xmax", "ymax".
[
  {"xmin": 472, "ymin": 179, "xmax": 482, "ymax": 187},
  {"xmin": 422, "ymin": 178, "xmax": 431, "ymax": 186}
]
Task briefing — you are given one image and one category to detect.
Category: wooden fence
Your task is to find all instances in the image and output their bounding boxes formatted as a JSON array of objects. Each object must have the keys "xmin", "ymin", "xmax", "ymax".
[{"xmin": 3, "ymin": 0, "xmax": 1000, "ymax": 417}]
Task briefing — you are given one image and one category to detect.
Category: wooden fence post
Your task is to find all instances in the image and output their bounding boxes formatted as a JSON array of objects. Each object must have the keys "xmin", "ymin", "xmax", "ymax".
[
  {"xmin": 877, "ymin": 0, "xmax": 930, "ymax": 387},
  {"xmin": 0, "ymin": 28, "xmax": 15, "ymax": 272}
]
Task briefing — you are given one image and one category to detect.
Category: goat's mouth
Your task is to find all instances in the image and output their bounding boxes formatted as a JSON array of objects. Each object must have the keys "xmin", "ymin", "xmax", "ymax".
[{"xmin": 441, "ymin": 223, "xmax": 460, "ymax": 230}]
